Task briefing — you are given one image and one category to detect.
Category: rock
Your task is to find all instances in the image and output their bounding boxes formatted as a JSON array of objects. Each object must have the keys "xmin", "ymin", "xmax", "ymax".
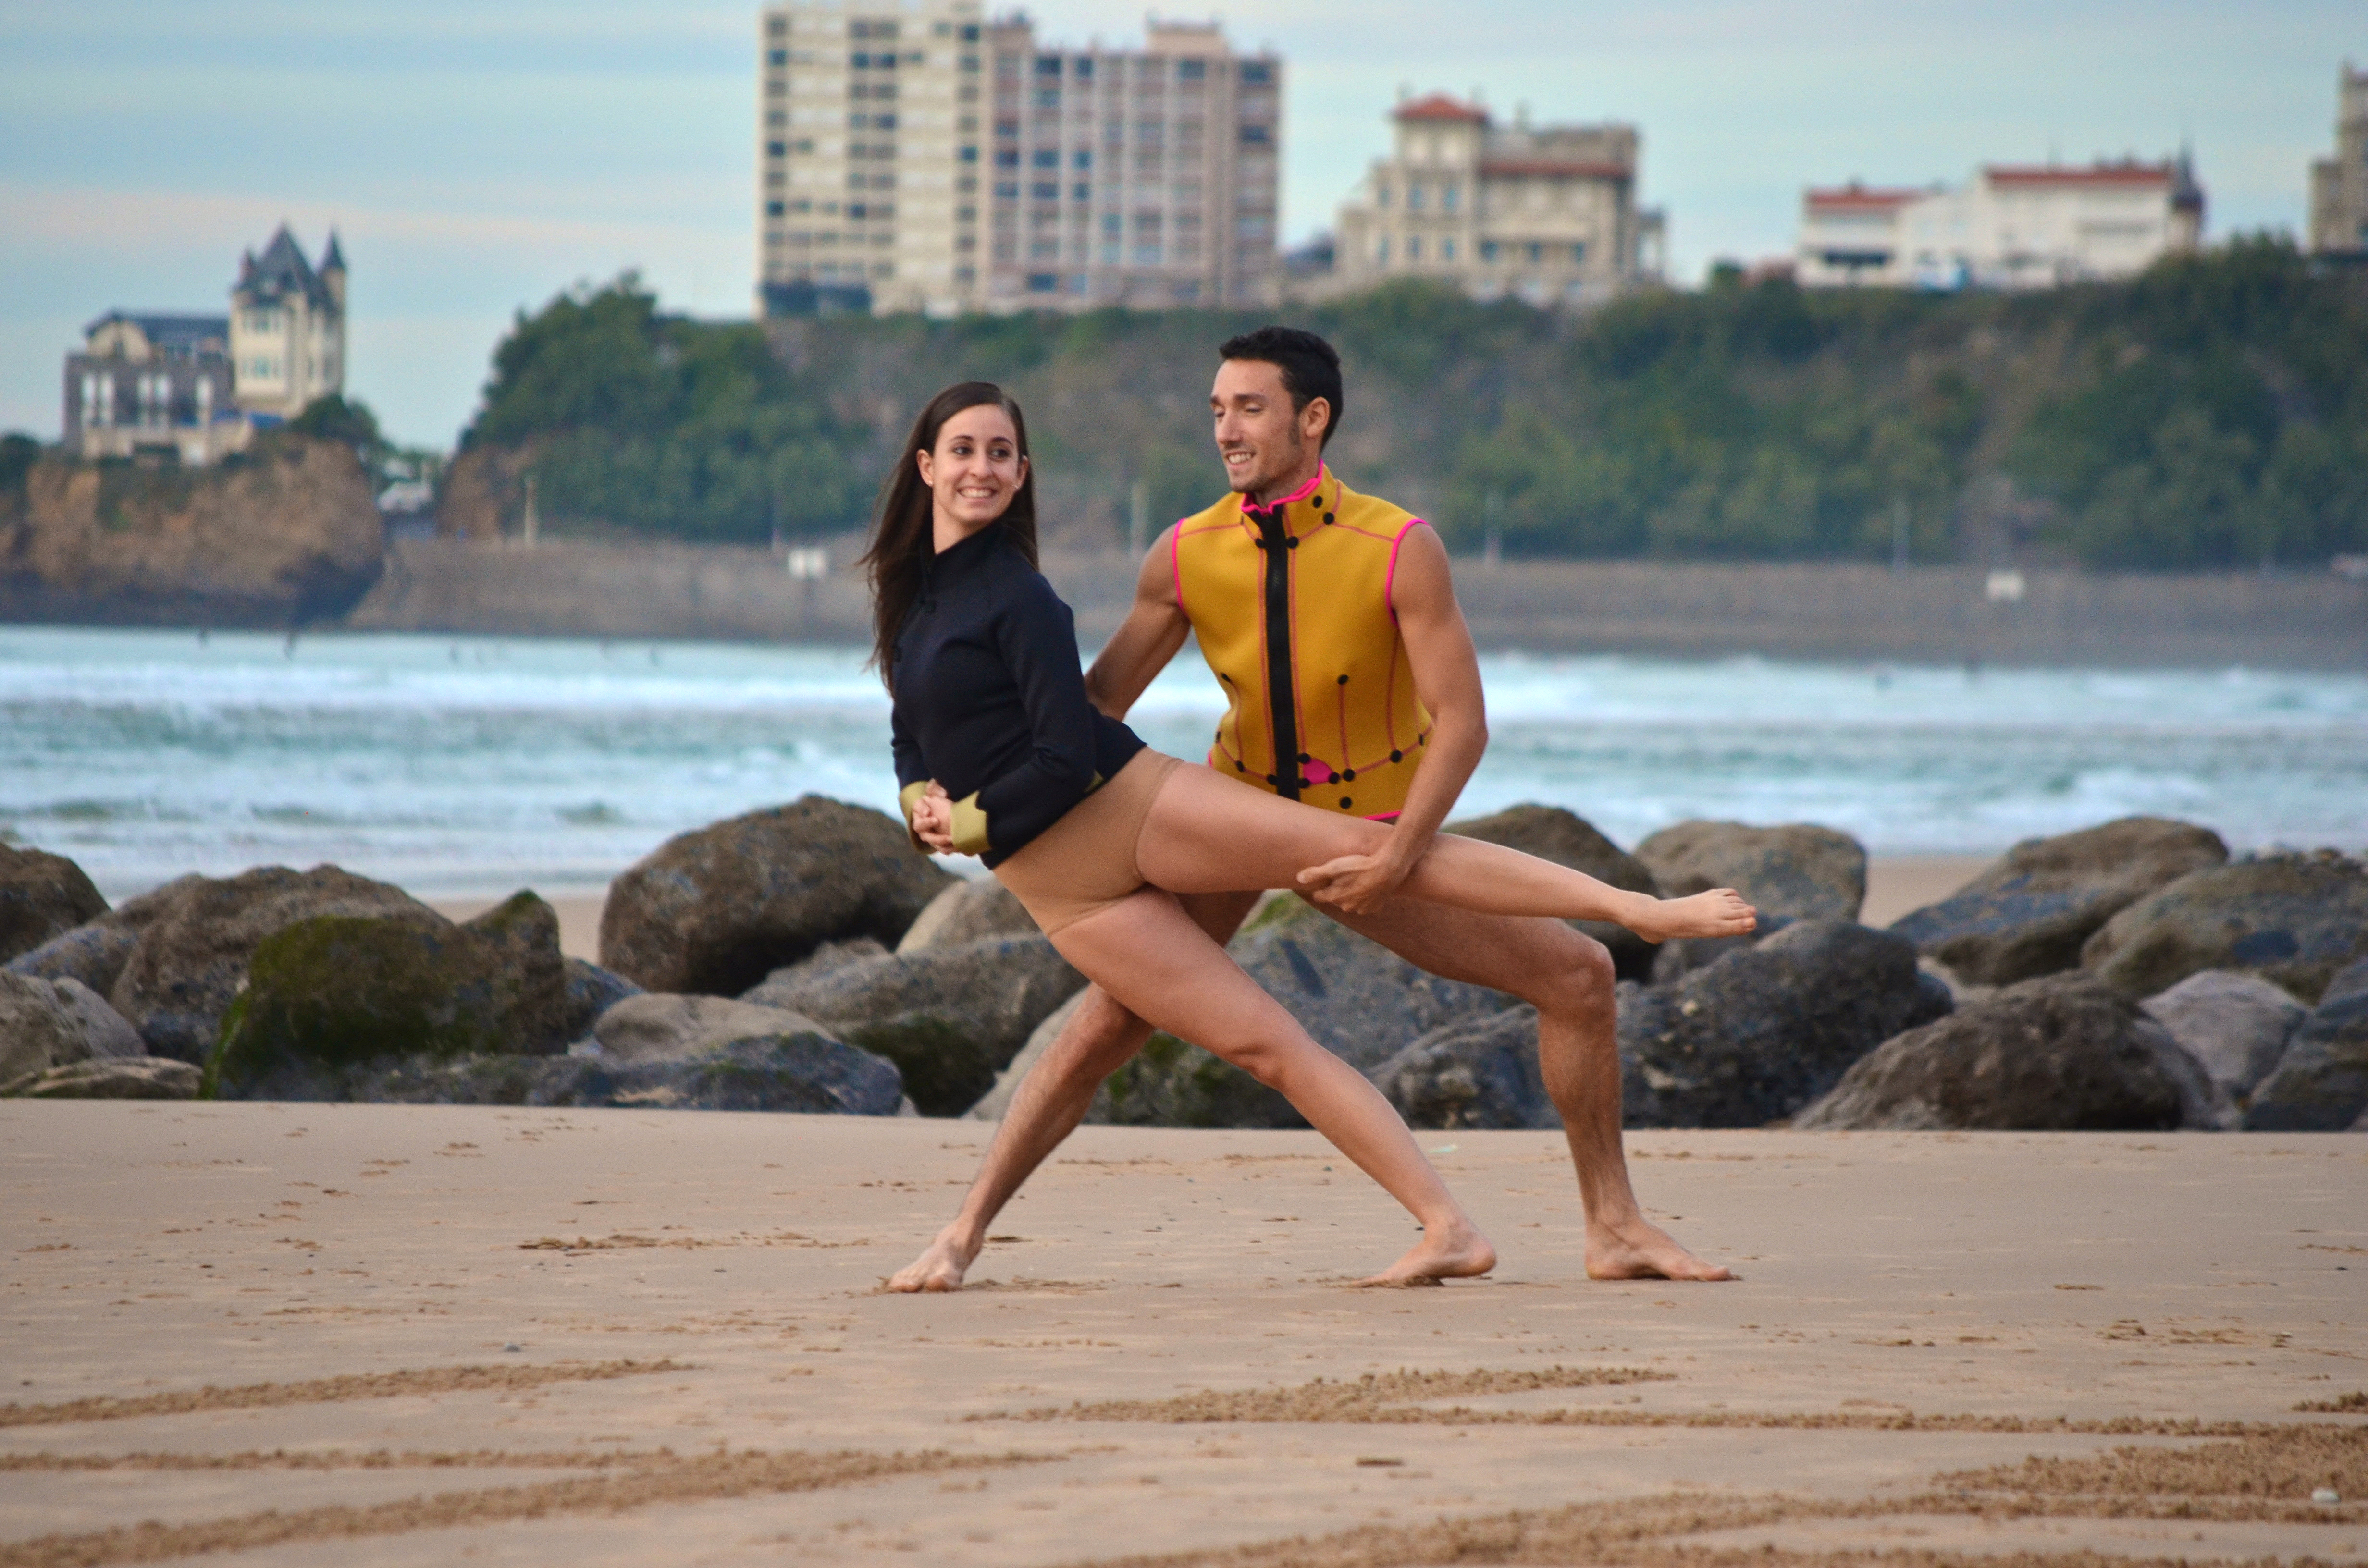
[
  {"xmin": 2138, "ymin": 970, "xmax": 2305, "ymax": 1107},
  {"xmin": 1, "ymin": 1057, "xmax": 202, "ymax": 1100},
  {"xmin": 1369, "ymin": 1006, "xmax": 1557, "ymax": 1131},
  {"xmin": 5, "ymin": 920, "xmax": 143, "ymax": 996},
  {"xmin": 49, "ymin": 979, "xmax": 146, "ymax": 1063},
  {"xmin": 1891, "ymin": 818, "xmax": 2229, "ymax": 986},
  {"xmin": 1091, "ymin": 899, "xmax": 1517, "ymax": 1128},
  {"xmin": 560, "ymin": 958, "xmax": 642, "ymax": 1041},
  {"xmin": 592, "ymin": 993, "xmax": 829, "ymax": 1061},
  {"xmin": 896, "ymin": 878, "xmax": 1039, "ymax": 953},
  {"xmin": 109, "ymin": 865, "xmax": 444, "ymax": 1062},
  {"xmin": 0, "ymin": 972, "xmax": 89, "ymax": 1085},
  {"xmin": 2244, "ymin": 959, "xmax": 2368, "ymax": 1132},
  {"xmin": 1634, "ymin": 820, "xmax": 1867, "ymax": 923},
  {"xmin": 745, "ymin": 936, "xmax": 1085, "ymax": 1116},
  {"xmin": 598, "ymin": 796, "xmax": 954, "ymax": 996},
  {"xmin": 1649, "ymin": 914, "xmax": 1797, "ymax": 986},
  {"xmin": 204, "ymin": 892, "xmax": 571, "ymax": 1101},
  {"xmin": 748, "ymin": 938, "xmax": 891, "ymax": 993},
  {"xmin": 0, "ymin": 436, "xmax": 385, "ymax": 625},
  {"xmin": 341, "ymin": 1029, "xmax": 904, "ymax": 1115},
  {"xmin": 964, "ymin": 990, "xmax": 1089, "ymax": 1121},
  {"xmin": 1619, "ymin": 920, "xmax": 1950, "ymax": 1128},
  {"xmin": 2082, "ymin": 852, "xmax": 2368, "ymax": 1004},
  {"xmin": 0, "ymin": 845, "xmax": 108, "ymax": 964},
  {"xmin": 1795, "ymin": 973, "xmax": 2213, "ymax": 1131},
  {"xmin": 1444, "ymin": 804, "xmax": 1662, "ymax": 980}
]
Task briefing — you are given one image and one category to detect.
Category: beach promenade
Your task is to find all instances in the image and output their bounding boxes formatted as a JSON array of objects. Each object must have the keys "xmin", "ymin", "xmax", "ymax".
[{"xmin": 3, "ymin": 1108, "xmax": 2360, "ymax": 1567}]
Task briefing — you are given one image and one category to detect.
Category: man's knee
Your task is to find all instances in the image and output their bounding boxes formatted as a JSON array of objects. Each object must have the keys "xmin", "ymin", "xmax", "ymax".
[{"xmin": 1527, "ymin": 931, "xmax": 1618, "ymax": 1020}]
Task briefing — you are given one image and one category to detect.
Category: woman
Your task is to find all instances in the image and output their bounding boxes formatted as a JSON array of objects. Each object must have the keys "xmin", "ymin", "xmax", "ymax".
[{"xmin": 869, "ymin": 382, "xmax": 1754, "ymax": 1286}]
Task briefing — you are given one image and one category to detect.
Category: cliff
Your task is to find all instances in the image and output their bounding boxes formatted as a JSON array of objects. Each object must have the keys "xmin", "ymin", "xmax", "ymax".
[{"xmin": 0, "ymin": 437, "xmax": 385, "ymax": 628}]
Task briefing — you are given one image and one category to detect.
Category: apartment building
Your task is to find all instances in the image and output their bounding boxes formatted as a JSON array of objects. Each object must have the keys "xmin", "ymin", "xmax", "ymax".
[
  {"xmin": 62, "ymin": 225, "xmax": 345, "ymax": 464},
  {"xmin": 1797, "ymin": 157, "xmax": 2204, "ymax": 289},
  {"xmin": 977, "ymin": 16, "xmax": 1280, "ymax": 308},
  {"xmin": 756, "ymin": 2, "xmax": 1282, "ymax": 316},
  {"xmin": 757, "ymin": 0, "xmax": 981, "ymax": 316},
  {"xmin": 1330, "ymin": 93, "xmax": 1663, "ymax": 305},
  {"xmin": 2308, "ymin": 63, "xmax": 2368, "ymax": 257}
]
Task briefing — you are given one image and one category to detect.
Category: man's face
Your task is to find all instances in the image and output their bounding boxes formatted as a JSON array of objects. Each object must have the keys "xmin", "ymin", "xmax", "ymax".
[{"xmin": 1210, "ymin": 358, "xmax": 1326, "ymax": 498}]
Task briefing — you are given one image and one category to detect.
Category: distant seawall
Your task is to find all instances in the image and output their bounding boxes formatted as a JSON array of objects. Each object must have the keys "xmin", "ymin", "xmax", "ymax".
[{"xmin": 338, "ymin": 538, "xmax": 2366, "ymax": 670}]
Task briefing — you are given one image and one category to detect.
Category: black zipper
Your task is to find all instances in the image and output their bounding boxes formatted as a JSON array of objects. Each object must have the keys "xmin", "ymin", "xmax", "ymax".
[{"xmin": 1252, "ymin": 505, "xmax": 1300, "ymax": 800}]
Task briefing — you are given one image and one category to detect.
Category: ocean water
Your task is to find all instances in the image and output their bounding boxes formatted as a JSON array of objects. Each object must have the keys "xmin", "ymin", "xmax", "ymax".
[{"xmin": 2, "ymin": 625, "xmax": 2362, "ymax": 901}]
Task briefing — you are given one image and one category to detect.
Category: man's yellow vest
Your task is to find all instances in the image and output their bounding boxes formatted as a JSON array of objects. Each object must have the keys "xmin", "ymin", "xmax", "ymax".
[{"xmin": 1171, "ymin": 464, "xmax": 1433, "ymax": 819}]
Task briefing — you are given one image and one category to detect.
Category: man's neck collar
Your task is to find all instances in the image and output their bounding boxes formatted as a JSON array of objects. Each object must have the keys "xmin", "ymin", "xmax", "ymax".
[{"xmin": 1246, "ymin": 461, "xmax": 1328, "ymax": 513}]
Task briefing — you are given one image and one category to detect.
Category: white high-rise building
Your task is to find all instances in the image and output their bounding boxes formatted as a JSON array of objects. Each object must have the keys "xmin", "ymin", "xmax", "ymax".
[
  {"xmin": 758, "ymin": 0, "xmax": 984, "ymax": 317},
  {"xmin": 755, "ymin": 2, "xmax": 1281, "ymax": 316},
  {"xmin": 1796, "ymin": 158, "xmax": 2204, "ymax": 290}
]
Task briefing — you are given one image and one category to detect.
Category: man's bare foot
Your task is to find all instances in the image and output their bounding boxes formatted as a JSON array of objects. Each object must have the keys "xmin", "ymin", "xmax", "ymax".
[
  {"xmin": 883, "ymin": 1226, "xmax": 981, "ymax": 1292},
  {"xmin": 1628, "ymin": 889, "xmax": 1756, "ymax": 944},
  {"xmin": 1585, "ymin": 1215, "xmax": 1735, "ymax": 1281},
  {"xmin": 1356, "ymin": 1220, "xmax": 1497, "ymax": 1287}
]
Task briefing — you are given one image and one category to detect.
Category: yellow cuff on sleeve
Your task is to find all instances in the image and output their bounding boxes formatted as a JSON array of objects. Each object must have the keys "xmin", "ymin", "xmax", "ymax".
[
  {"xmin": 899, "ymin": 780, "xmax": 931, "ymax": 854},
  {"xmin": 948, "ymin": 792, "xmax": 992, "ymax": 857}
]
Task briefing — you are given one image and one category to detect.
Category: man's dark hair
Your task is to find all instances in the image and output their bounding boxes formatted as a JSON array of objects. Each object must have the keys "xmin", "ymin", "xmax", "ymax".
[{"xmin": 1219, "ymin": 326, "xmax": 1343, "ymax": 449}]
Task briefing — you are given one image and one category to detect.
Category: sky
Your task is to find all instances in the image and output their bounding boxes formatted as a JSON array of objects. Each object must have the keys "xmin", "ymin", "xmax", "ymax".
[{"xmin": 1, "ymin": 0, "xmax": 2355, "ymax": 449}]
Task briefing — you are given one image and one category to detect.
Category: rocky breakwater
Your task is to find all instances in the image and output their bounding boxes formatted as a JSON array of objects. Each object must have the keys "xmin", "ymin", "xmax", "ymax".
[
  {"xmin": 1801, "ymin": 824, "xmax": 2368, "ymax": 1132},
  {"xmin": 0, "ymin": 435, "xmax": 384, "ymax": 627},
  {"xmin": 7, "ymin": 800, "xmax": 2362, "ymax": 1135}
]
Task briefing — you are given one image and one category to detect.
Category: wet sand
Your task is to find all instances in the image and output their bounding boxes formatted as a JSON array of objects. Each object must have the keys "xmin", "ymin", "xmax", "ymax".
[
  {"xmin": 440, "ymin": 856, "xmax": 1989, "ymax": 965},
  {"xmin": 3, "ymin": 1107, "xmax": 2360, "ymax": 1567}
]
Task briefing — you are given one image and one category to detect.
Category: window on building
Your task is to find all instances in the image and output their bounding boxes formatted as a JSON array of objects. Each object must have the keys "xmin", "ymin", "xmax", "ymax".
[
  {"xmin": 1036, "ymin": 54, "xmax": 1061, "ymax": 75},
  {"xmin": 1073, "ymin": 149, "xmax": 1091, "ymax": 168},
  {"xmin": 1239, "ymin": 123, "xmax": 1270, "ymax": 144},
  {"xmin": 1375, "ymin": 182, "xmax": 1390, "ymax": 207},
  {"xmin": 1240, "ymin": 61, "xmax": 1271, "ymax": 84},
  {"xmin": 995, "ymin": 181, "xmax": 1019, "ymax": 198},
  {"xmin": 1178, "ymin": 59, "xmax": 1206, "ymax": 80},
  {"xmin": 1376, "ymin": 237, "xmax": 1389, "ymax": 262},
  {"xmin": 961, "ymin": 24, "xmax": 980, "ymax": 42},
  {"xmin": 1101, "ymin": 214, "xmax": 1122, "ymax": 236},
  {"xmin": 1073, "ymin": 183, "xmax": 1090, "ymax": 201},
  {"xmin": 1407, "ymin": 236, "xmax": 1423, "ymax": 260},
  {"xmin": 1480, "ymin": 240, "xmax": 1499, "ymax": 262},
  {"xmin": 1571, "ymin": 241, "xmax": 1588, "ymax": 263},
  {"xmin": 995, "ymin": 148, "xmax": 1020, "ymax": 167},
  {"xmin": 767, "ymin": 16, "xmax": 785, "ymax": 35},
  {"xmin": 1406, "ymin": 184, "xmax": 1424, "ymax": 210},
  {"xmin": 1441, "ymin": 239, "xmax": 1455, "ymax": 260},
  {"xmin": 1031, "ymin": 181, "xmax": 1058, "ymax": 199},
  {"xmin": 766, "ymin": 140, "xmax": 786, "ymax": 157},
  {"xmin": 1074, "ymin": 57, "xmax": 1093, "ymax": 78},
  {"xmin": 768, "ymin": 48, "xmax": 787, "ymax": 65},
  {"xmin": 1033, "ymin": 88, "xmax": 1059, "ymax": 108},
  {"xmin": 766, "ymin": 200, "xmax": 786, "ymax": 217},
  {"xmin": 1028, "ymin": 272, "xmax": 1060, "ymax": 291},
  {"xmin": 1134, "ymin": 244, "xmax": 1163, "ymax": 264},
  {"xmin": 1031, "ymin": 149, "xmax": 1058, "ymax": 167},
  {"xmin": 1443, "ymin": 183, "xmax": 1459, "ymax": 211}
]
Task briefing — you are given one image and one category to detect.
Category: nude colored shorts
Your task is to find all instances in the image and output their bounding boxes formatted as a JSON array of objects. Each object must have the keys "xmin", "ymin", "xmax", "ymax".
[{"xmin": 992, "ymin": 748, "xmax": 1182, "ymax": 936}]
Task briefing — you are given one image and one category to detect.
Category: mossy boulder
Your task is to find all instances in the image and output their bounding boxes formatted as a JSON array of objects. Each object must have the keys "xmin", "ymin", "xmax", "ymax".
[
  {"xmin": 204, "ymin": 892, "xmax": 569, "ymax": 1100},
  {"xmin": 1635, "ymin": 820, "xmax": 1867, "ymax": 923},
  {"xmin": 2081, "ymin": 852, "xmax": 2368, "ymax": 1004}
]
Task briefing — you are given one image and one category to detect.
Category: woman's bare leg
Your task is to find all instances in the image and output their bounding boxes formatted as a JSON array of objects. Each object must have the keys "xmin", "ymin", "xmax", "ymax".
[
  {"xmin": 1137, "ymin": 764, "xmax": 1755, "ymax": 940},
  {"xmin": 1050, "ymin": 886, "xmax": 1494, "ymax": 1286}
]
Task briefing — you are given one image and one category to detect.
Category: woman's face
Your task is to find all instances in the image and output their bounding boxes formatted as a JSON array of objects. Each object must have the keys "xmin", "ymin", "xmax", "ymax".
[{"xmin": 916, "ymin": 404, "xmax": 1027, "ymax": 534}]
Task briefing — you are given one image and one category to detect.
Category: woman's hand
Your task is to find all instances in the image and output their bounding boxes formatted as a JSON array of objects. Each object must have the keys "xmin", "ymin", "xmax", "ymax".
[
  {"xmin": 911, "ymin": 782, "xmax": 959, "ymax": 855},
  {"xmin": 1295, "ymin": 848, "xmax": 1416, "ymax": 915}
]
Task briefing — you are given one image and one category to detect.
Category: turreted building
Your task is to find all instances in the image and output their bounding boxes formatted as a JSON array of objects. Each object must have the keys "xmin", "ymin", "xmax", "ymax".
[
  {"xmin": 62, "ymin": 226, "xmax": 347, "ymax": 464},
  {"xmin": 2308, "ymin": 63, "xmax": 2368, "ymax": 258}
]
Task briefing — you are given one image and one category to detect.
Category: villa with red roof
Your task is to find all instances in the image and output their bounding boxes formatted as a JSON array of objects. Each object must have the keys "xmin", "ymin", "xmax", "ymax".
[
  {"xmin": 1797, "ymin": 156, "xmax": 2203, "ymax": 289},
  {"xmin": 1330, "ymin": 91, "xmax": 1663, "ymax": 305}
]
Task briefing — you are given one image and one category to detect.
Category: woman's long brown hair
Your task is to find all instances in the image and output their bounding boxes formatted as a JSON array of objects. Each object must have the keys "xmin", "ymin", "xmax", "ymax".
[{"xmin": 861, "ymin": 381, "xmax": 1038, "ymax": 691}]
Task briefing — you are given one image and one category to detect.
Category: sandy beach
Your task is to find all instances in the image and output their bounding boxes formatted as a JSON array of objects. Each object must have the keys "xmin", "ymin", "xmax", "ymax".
[
  {"xmin": 435, "ymin": 856, "xmax": 1990, "ymax": 962},
  {"xmin": 3, "ymin": 1106, "xmax": 2360, "ymax": 1567}
]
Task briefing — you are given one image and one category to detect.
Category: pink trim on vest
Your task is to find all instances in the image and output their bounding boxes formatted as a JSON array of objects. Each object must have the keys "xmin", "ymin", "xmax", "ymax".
[{"xmin": 1383, "ymin": 518, "xmax": 1426, "ymax": 624}]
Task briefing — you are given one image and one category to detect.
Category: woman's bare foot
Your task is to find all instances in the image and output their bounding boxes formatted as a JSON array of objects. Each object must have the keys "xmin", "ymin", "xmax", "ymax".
[
  {"xmin": 1356, "ymin": 1220, "xmax": 1497, "ymax": 1287},
  {"xmin": 1628, "ymin": 889, "xmax": 1756, "ymax": 944},
  {"xmin": 1585, "ymin": 1215, "xmax": 1735, "ymax": 1281},
  {"xmin": 883, "ymin": 1225, "xmax": 981, "ymax": 1292}
]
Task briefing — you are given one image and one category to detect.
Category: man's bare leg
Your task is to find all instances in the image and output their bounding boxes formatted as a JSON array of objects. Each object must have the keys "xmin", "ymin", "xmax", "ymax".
[
  {"xmin": 1324, "ymin": 899, "xmax": 1733, "ymax": 1282},
  {"xmin": 884, "ymin": 889, "xmax": 1261, "ymax": 1292}
]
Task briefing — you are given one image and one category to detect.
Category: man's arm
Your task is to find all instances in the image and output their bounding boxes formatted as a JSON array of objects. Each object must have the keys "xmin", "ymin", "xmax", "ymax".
[
  {"xmin": 1301, "ymin": 522, "xmax": 1487, "ymax": 914},
  {"xmin": 1082, "ymin": 524, "xmax": 1193, "ymax": 722}
]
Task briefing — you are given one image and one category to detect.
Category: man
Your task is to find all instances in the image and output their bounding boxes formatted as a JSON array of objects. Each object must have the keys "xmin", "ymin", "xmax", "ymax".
[{"xmin": 887, "ymin": 326, "xmax": 1729, "ymax": 1291}]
